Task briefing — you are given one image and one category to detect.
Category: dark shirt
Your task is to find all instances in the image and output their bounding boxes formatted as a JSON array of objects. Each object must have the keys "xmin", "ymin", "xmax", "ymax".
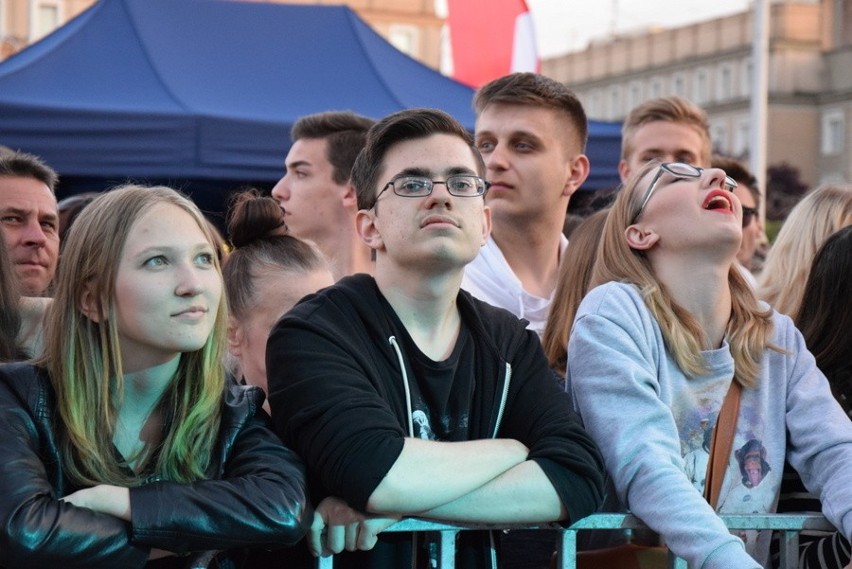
[
  {"xmin": 403, "ymin": 321, "xmax": 474, "ymax": 442},
  {"xmin": 771, "ymin": 367, "xmax": 852, "ymax": 569},
  {"xmin": 267, "ymin": 274, "xmax": 606, "ymax": 569}
]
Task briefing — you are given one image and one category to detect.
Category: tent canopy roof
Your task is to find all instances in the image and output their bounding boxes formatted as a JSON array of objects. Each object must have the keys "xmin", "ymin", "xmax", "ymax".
[{"xmin": 0, "ymin": 0, "xmax": 620, "ymax": 189}]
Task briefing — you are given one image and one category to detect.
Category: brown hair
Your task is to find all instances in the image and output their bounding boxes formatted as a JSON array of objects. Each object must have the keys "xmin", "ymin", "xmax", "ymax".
[
  {"xmin": 223, "ymin": 189, "xmax": 329, "ymax": 320},
  {"xmin": 0, "ymin": 150, "xmax": 58, "ymax": 192},
  {"xmin": 794, "ymin": 226, "xmax": 852, "ymax": 400},
  {"xmin": 474, "ymin": 72, "xmax": 588, "ymax": 150},
  {"xmin": 543, "ymin": 209, "xmax": 610, "ymax": 376},
  {"xmin": 0, "ymin": 231, "xmax": 22, "ymax": 361},
  {"xmin": 291, "ymin": 111, "xmax": 375, "ymax": 184},
  {"xmin": 621, "ymin": 96, "xmax": 711, "ymax": 166},
  {"xmin": 352, "ymin": 108, "xmax": 485, "ymax": 211}
]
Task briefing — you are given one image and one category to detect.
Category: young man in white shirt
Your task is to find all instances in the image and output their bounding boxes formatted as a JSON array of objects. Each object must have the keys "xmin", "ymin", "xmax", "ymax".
[{"xmin": 464, "ymin": 73, "xmax": 590, "ymax": 337}]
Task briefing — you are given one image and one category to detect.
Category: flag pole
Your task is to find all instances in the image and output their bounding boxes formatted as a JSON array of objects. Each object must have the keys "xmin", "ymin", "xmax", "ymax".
[{"xmin": 750, "ymin": 0, "xmax": 769, "ymax": 222}]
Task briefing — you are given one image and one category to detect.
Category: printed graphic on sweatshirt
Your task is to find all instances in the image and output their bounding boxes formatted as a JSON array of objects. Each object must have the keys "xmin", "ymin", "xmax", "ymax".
[
  {"xmin": 674, "ymin": 382, "xmax": 778, "ymax": 559},
  {"xmin": 673, "ymin": 382, "xmax": 726, "ymax": 492}
]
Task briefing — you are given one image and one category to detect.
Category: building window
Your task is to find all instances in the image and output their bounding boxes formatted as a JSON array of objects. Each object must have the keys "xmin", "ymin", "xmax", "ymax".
[
  {"xmin": 740, "ymin": 58, "xmax": 753, "ymax": 98},
  {"xmin": 650, "ymin": 76, "xmax": 664, "ymax": 99},
  {"xmin": 29, "ymin": 0, "xmax": 61, "ymax": 41},
  {"xmin": 627, "ymin": 81, "xmax": 642, "ymax": 110},
  {"xmin": 609, "ymin": 85, "xmax": 621, "ymax": 119},
  {"xmin": 587, "ymin": 89, "xmax": 601, "ymax": 118},
  {"xmin": 693, "ymin": 68, "xmax": 709, "ymax": 104},
  {"xmin": 717, "ymin": 64, "xmax": 733, "ymax": 101},
  {"xmin": 821, "ymin": 109, "xmax": 845, "ymax": 156},
  {"xmin": 673, "ymin": 73, "xmax": 686, "ymax": 98},
  {"xmin": 388, "ymin": 24, "xmax": 420, "ymax": 58},
  {"xmin": 734, "ymin": 118, "xmax": 750, "ymax": 157},
  {"xmin": 711, "ymin": 123, "xmax": 729, "ymax": 154}
]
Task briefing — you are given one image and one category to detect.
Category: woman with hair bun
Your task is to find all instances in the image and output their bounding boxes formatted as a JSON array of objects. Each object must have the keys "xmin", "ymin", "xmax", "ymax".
[{"xmin": 223, "ymin": 189, "xmax": 334, "ymax": 403}]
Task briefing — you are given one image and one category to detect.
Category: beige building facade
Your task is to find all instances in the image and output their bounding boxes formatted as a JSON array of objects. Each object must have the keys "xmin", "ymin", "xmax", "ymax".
[
  {"xmin": 0, "ymin": 0, "xmax": 443, "ymax": 67},
  {"xmin": 265, "ymin": 0, "xmax": 443, "ymax": 69},
  {"xmin": 10, "ymin": 0, "xmax": 850, "ymax": 188},
  {"xmin": 543, "ymin": 0, "xmax": 852, "ymax": 189},
  {"xmin": 1, "ymin": 0, "xmax": 92, "ymax": 58}
]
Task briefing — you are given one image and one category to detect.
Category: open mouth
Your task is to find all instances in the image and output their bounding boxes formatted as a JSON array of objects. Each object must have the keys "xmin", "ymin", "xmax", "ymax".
[{"xmin": 702, "ymin": 190, "xmax": 733, "ymax": 212}]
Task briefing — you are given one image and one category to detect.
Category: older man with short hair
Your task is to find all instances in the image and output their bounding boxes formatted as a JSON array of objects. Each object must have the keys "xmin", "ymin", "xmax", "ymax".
[{"xmin": 0, "ymin": 151, "xmax": 59, "ymax": 296}]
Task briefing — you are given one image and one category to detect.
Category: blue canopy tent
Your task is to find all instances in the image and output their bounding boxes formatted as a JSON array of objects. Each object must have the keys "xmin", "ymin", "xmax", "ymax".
[{"xmin": 0, "ymin": 0, "xmax": 621, "ymax": 206}]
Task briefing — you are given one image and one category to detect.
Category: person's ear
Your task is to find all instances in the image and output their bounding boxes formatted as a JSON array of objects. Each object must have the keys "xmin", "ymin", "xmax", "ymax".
[
  {"xmin": 618, "ymin": 159, "xmax": 631, "ymax": 183},
  {"xmin": 355, "ymin": 209, "xmax": 383, "ymax": 251},
  {"xmin": 78, "ymin": 285, "xmax": 101, "ymax": 323},
  {"xmin": 480, "ymin": 205, "xmax": 492, "ymax": 246},
  {"xmin": 227, "ymin": 317, "xmax": 243, "ymax": 357},
  {"xmin": 625, "ymin": 224, "xmax": 659, "ymax": 251},
  {"xmin": 341, "ymin": 182, "xmax": 357, "ymax": 210},
  {"xmin": 562, "ymin": 154, "xmax": 590, "ymax": 197}
]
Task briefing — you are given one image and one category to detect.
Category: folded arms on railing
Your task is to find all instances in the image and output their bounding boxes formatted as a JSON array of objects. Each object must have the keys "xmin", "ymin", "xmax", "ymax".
[{"xmin": 314, "ymin": 512, "xmax": 834, "ymax": 569}]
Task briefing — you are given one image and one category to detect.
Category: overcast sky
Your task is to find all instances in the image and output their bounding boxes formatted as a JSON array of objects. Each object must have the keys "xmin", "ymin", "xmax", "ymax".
[{"xmin": 526, "ymin": 0, "xmax": 753, "ymax": 57}]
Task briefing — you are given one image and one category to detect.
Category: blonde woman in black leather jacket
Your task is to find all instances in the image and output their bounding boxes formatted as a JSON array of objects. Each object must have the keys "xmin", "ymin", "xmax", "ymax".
[{"xmin": 0, "ymin": 185, "xmax": 311, "ymax": 569}]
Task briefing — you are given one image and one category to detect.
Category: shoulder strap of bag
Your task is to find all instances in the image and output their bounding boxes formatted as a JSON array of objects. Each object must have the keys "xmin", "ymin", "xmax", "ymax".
[{"xmin": 704, "ymin": 379, "xmax": 742, "ymax": 509}]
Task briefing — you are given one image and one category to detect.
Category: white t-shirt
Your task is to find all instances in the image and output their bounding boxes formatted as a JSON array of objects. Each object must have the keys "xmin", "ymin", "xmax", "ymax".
[{"xmin": 462, "ymin": 235, "xmax": 568, "ymax": 338}]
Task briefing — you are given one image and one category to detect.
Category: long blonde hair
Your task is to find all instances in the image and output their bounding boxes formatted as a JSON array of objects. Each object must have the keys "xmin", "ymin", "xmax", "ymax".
[
  {"xmin": 756, "ymin": 184, "xmax": 852, "ymax": 317},
  {"xmin": 41, "ymin": 185, "xmax": 227, "ymax": 486},
  {"xmin": 543, "ymin": 209, "xmax": 610, "ymax": 377},
  {"xmin": 583, "ymin": 161, "xmax": 775, "ymax": 388}
]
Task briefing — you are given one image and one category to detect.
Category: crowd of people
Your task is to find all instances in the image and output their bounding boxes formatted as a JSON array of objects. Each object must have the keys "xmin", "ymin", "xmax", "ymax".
[{"xmin": 1, "ymin": 71, "xmax": 851, "ymax": 569}]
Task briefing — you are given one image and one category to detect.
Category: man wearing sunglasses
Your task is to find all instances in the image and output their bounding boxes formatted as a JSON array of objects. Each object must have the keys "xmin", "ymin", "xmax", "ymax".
[
  {"xmin": 267, "ymin": 108, "xmax": 605, "ymax": 568},
  {"xmin": 712, "ymin": 155, "xmax": 766, "ymax": 287}
]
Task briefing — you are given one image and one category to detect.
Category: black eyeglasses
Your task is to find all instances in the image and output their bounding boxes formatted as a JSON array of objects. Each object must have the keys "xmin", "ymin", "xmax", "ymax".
[
  {"xmin": 741, "ymin": 206, "xmax": 758, "ymax": 228},
  {"xmin": 373, "ymin": 174, "xmax": 489, "ymax": 207},
  {"xmin": 634, "ymin": 162, "xmax": 737, "ymax": 222}
]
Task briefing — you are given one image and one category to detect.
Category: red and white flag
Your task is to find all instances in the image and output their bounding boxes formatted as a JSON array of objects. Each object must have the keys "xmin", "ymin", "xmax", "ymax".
[{"xmin": 444, "ymin": 0, "xmax": 539, "ymax": 88}]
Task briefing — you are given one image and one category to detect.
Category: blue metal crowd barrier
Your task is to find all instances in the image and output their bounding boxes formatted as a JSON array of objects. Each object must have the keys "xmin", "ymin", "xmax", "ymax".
[{"xmin": 314, "ymin": 512, "xmax": 835, "ymax": 569}]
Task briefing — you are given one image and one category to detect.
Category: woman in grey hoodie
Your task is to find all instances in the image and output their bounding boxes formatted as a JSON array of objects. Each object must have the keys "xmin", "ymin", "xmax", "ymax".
[{"xmin": 566, "ymin": 161, "xmax": 852, "ymax": 569}]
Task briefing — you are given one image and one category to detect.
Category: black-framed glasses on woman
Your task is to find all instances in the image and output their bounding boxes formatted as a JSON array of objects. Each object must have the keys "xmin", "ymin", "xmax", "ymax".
[
  {"xmin": 372, "ymin": 174, "xmax": 490, "ymax": 208},
  {"xmin": 633, "ymin": 162, "xmax": 737, "ymax": 223}
]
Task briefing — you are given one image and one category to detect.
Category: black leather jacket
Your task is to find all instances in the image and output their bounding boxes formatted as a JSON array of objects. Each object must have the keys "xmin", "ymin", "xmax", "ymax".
[{"xmin": 0, "ymin": 363, "xmax": 312, "ymax": 569}]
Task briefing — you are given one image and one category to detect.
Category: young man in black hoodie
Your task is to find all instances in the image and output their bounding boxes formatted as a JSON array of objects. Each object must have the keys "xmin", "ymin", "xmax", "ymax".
[{"xmin": 267, "ymin": 108, "xmax": 605, "ymax": 568}]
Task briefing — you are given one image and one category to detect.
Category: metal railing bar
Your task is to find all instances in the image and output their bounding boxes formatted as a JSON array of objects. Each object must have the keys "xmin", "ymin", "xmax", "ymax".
[
  {"xmin": 438, "ymin": 531, "xmax": 457, "ymax": 569},
  {"xmin": 314, "ymin": 513, "xmax": 833, "ymax": 569}
]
